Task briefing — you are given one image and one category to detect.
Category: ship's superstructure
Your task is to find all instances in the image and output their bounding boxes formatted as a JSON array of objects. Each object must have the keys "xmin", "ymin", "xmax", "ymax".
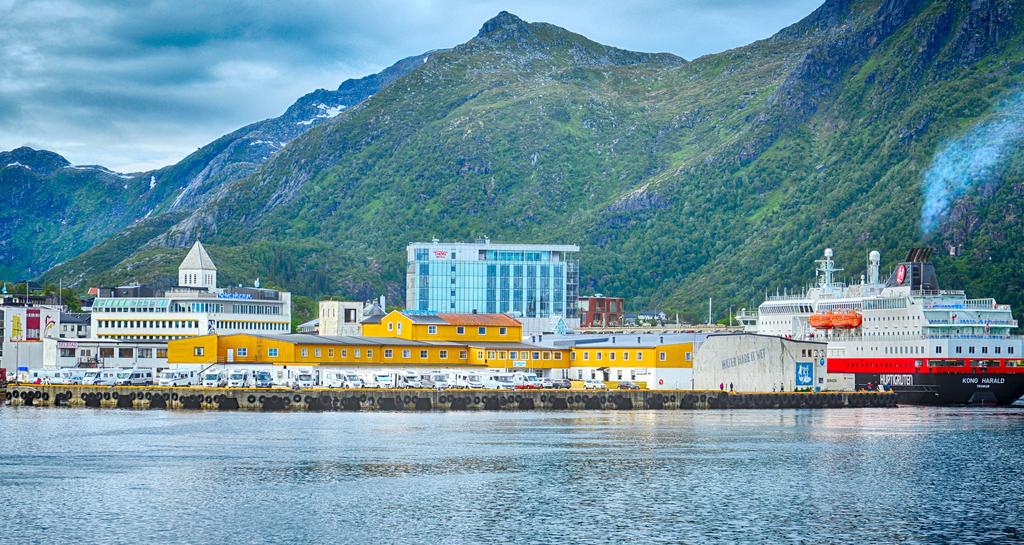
[{"xmin": 753, "ymin": 247, "xmax": 1024, "ymax": 405}]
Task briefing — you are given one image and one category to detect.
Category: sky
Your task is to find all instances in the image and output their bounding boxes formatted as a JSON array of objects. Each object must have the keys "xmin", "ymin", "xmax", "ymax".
[{"xmin": 0, "ymin": 0, "xmax": 823, "ymax": 172}]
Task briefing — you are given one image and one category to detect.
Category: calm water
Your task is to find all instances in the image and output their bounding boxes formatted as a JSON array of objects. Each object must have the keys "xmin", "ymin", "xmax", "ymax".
[{"xmin": 1, "ymin": 406, "xmax": 1022, "ymax": 544}]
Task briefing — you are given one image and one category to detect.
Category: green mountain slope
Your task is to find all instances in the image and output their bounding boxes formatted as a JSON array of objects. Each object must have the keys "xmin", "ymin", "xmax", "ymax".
[
  {"xmin": 1, "ymin": 53, "xmax": 430, "ymax": 279},
  {"xmin": 46, "ymin": 2, "xmax": 1024, "ymax": 323}
]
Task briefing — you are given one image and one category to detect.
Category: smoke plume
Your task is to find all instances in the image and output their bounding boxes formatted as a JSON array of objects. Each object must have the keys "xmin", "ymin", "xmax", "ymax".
[{"xmin": 920, "ymin": 90, "xmax": 1024, "ymax": 237}]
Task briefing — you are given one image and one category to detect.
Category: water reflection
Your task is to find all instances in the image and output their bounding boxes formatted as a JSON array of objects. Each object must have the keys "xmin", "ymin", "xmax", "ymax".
[{"xmin": 0, "ymin": 407, "xmax": 1021, "ymax": 544}]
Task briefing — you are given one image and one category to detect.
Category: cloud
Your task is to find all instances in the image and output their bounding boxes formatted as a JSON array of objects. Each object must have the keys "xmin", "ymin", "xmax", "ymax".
[{"xmin": 0, "ymin": 0, "xmax": 821, "ymax": 171}]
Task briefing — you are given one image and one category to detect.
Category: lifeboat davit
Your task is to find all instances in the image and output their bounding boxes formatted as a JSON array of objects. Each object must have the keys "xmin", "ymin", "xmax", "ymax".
[
  {"xmin": 809, "ymin": 313, "xmax": 834, "ymax": 330},
  {"xmin": 832, "ymin": 310, "xmax": 863, "ymax": 329}
]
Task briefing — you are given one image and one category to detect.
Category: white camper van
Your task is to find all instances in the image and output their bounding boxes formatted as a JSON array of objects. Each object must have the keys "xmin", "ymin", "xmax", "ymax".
[
  {"xmin": 159, "ymin": 369, "xmax": 199, "ymax": 386},
  {"xmin": 202, "ymin": 369, "xmax": 228, "ymax": 387},
  {"xmin": 227, "ymin": 369, "xmax": 252, "ymax": 388},
  {"xmin": 322, "ymin": 370, "xmax": 363, "ymax": 388},
  {"xmin": 114, "ymin": 369, "xmax": 154, "ymax": 386}
]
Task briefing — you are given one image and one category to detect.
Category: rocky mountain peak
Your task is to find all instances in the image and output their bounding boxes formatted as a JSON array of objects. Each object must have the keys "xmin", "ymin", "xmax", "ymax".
[
  {"xmin": 476, "ymin": 11, "xmax": 530, "ymax": 39},
  {"xmin": 0, "ymin": 146, "xmax": 70, "ymax": 176}
]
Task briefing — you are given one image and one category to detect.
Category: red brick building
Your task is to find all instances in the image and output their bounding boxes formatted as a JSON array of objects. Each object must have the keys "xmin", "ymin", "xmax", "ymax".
[{"xmin": 577, "ymin": 295, "xmax": 624, "ymax": 327}]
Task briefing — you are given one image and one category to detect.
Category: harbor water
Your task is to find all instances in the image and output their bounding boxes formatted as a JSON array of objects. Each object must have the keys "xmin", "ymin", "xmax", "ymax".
[{"xmin": 1, "ymin": 407, "xmax": 1021, "ymax": 544}]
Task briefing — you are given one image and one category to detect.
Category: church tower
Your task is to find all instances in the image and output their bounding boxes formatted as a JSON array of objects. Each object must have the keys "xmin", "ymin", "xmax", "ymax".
[{"xmin": 178, "ymin": 241, "xmax": 218, "ymax": 290}]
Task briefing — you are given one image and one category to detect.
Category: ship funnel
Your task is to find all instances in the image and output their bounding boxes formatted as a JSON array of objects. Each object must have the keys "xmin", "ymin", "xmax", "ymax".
[{"xmin": 868, "ymin": 250, "xmax": 881, "ymax": 284}]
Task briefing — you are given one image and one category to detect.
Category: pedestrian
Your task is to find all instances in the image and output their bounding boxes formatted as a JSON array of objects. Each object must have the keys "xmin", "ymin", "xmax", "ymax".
[
  {"xmin": 719, "ymin": 382, "xmax": 724, "ymax": 391},
  {"xmin": 729, "ymin": 382, "xmax": 734, "ymax": 393}
]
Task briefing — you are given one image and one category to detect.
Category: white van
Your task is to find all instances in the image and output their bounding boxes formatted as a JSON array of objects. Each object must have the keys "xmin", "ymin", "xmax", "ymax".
[
  {"xmin": 513, "ymin": 372, "xmax": 543, "ymax": 389},
  {"xmin": 357, "ymin": 372, "xmax": 380, "ymax": 388},
  {"xmin": 159, "ymin": 369, "xmax": 199, "ymax": 386},
  {"xmin": 374, "ymin": 373, "xmax": 397, "ymax": 389},
  {"xmin": 422, "ymin": 372, "xmax": 452, "ymax": 390},
  {"xmin": 400, "ymin": 370, "xmax": 423, "ymax": 388},
  {"xmin": 323, "ymin": 370, "xmax": 363, "ymax": 388},
  {"xmin": 253, "ymin": 370, "xmax": 275, "ymax": 388},
  {"xmin": 483, "ymin": 373, "xmax": 515, "ymax": 390},
  {"xmin": 454, "ymin": 373, "xmax": 485, "ymax": 389},
  {"xmin": 202, "ymin": 369, "xmax": 228, "ymax": 387},
  {"xmin": 295, "ymin": 369, "xmax": 318, "ymax": 389},
  {"xmin": 48, "ymin": 369, "xmax": 80, "ymax": 385},
  {"xmin": 227, "ymin": 369, "xmax": 252, "ymax": 388},
  {"xmin": 115, "ymin": 369, "xmax": 154, "ymax": 386},
  {"xmin": 83, "ymin": 369, "xmax": 117, "ymax": 386}
]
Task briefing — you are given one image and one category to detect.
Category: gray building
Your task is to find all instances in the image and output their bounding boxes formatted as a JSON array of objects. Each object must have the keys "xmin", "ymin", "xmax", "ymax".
[{"xmin": 694, "ymin": 333, "xmax": 830, "ymax": 392}]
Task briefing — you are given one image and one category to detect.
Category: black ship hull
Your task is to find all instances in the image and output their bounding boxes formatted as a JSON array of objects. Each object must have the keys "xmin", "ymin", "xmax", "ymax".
[{"xmin": 855, "ymin": 373, "xmax": 1024, "ymax": 406}]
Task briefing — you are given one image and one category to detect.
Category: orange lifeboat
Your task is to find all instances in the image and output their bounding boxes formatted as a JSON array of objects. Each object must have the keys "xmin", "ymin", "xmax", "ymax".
[
  {"xmin": 832, "ymin": 310, "xmax": 863, "ymax": 329},
  {"xmin": 809, "ymin": 312, "xmax": 834, "ymax": 330}
]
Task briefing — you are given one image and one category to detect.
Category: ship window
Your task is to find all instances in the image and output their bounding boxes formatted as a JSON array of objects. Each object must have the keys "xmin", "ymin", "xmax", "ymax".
[
  {"xmin": 956, "ymin": 346, "xmax": 962, "ymax": 354},
  {"xmin": 995, "ymin": 347, "xmax": 1001, "ymax": 354},
  {"xmin": 982, "ymin": 347, "xmax": 988, "ymax": 354},
  {"xmin": 936, "ymin": 346, "xmax": 941, "ymax": 354},
  {"xmin": 968, "ymin": 347, "xmax": 975, "ymax": 354}
]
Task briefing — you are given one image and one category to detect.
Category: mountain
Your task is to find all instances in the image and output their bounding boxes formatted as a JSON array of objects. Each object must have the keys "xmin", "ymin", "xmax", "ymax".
[
  {"xmin": 0, "ymin": 51, "xmax": 432, "ymax": 280},
  {"xmin": 43, "ymin": 2, "xmax": 1024, "ymax": 323}
]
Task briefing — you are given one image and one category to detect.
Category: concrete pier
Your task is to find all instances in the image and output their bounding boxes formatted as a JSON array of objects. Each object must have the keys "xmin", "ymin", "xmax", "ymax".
[{"xmin": 2, "ymin": 384, "xmax": 896, "ymax": 411}]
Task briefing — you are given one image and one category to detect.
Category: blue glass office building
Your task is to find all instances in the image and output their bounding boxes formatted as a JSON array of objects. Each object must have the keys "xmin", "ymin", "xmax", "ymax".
[{"xmin": 406, "ymin": 240, "xmax": 580, "ymax": 334}]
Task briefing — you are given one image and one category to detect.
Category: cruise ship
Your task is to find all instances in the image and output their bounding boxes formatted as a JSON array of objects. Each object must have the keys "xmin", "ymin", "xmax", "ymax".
[{"xmin": 743, "ymin": 247, "xmax": 1024, "ymax": 405}]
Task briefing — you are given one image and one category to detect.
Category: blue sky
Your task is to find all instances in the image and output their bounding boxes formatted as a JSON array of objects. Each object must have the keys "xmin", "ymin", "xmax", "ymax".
[{"xmin": 0, "ymin": 0, "xmax": 822, "ymax": 171}]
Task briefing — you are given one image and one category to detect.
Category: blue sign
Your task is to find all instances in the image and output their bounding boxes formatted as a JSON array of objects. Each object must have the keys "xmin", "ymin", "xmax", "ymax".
[
  {"xmin": 218, "ymin": 292, "xmax": 253, "ymax": 300},
  {"xmin": 795, "ymin": 362, "xmax": 813, "ymax": 386}
]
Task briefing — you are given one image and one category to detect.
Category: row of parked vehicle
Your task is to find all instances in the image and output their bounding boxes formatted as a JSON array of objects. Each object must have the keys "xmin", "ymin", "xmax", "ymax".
[{"xmin": 18, "ymin": 367, "xmax": 624, "ymax": 390}]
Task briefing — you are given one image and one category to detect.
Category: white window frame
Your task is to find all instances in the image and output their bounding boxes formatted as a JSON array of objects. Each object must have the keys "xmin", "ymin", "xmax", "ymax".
[{"xmin": 268, "ymin": 348, "xmax": 279, "ymax": 357}]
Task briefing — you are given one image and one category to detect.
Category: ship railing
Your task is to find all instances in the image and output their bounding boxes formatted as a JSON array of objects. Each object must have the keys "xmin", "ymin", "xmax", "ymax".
[
  {"xmin": 926, "ymin": 319, "xmax": 1018, "ymax": 327},
  {"xmin": 829, "ymin": 333, "xmax": 1018, "ymax": 343},
  {"xmin": 912, "ymin": 289, "xmax": 966, "ymax": 296}
]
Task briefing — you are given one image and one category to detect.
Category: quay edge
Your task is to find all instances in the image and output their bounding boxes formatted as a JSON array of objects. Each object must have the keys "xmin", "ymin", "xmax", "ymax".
[{"xmin": 2, "ymin": 384, "xmax": 896, "ymax": 411}]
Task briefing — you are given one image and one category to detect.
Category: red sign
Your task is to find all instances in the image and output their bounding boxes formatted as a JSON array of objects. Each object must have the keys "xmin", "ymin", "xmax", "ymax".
[
  {"xmin": 433, "ymin": 250, "xmax": 448, "ymax": 259},
  {"xmin": 26, "ymin": 309, "xmax": 40, "ymax": 341},
  {"xmin": 895, "ymin": 264, "xmax": 907, "ymax": 285}
]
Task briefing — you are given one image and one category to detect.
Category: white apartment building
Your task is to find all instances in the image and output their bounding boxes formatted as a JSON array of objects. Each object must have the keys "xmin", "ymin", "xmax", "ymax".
[{"xmin": 91, "ymin": 241, "xmax": 292, "ymax": 341}]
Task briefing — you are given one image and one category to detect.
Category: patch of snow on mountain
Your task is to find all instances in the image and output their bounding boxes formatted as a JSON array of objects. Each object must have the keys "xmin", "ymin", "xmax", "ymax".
[
  {"xmin": 149, "ymin": 175, "xmax": 156, "ymax": 190},
  {"xmin": 5, "ymin": 162, "xmax": 30, "ymax": 169}
]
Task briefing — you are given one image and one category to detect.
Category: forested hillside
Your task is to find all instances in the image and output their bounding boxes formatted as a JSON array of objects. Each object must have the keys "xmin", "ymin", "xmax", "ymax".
[{"xmin": 42, "ymin": 1, "xmax": 1024, "ymax": 322}]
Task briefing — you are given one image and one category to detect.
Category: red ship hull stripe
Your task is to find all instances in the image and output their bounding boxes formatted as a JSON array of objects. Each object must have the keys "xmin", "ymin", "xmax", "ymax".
[{"xmin": 827, "ymin": 357, "xmax": 1024, "ymax": 374}]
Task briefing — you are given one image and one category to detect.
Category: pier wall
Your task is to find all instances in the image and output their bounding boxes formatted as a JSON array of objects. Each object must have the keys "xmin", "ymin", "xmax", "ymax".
[{"xmin": 1, "ymin": 384, "xmax": 896, "ymax": 411}]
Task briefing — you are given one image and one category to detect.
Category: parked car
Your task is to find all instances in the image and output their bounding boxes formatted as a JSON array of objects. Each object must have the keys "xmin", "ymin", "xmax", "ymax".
[
  {"xmin": 539, "ymin": 377, "xmax": 554, "ymax": 389},
  {"xmin": 252, "ymin": 370, "xmax": 274, "ymax": 387},
  {"xmin": 617, "ymin": 381, "xmax": 641, "ymax": 390},
  {"xmin": 583, "ymin": 379, "xmax": 608, "ymax": 390},
  {"xmin": 115, "ymin": 369, "xmax": 154, "ymax": 386},
  {"xmin": 551, "ymin": 378, "xmax": 571, "ymax": 389}
]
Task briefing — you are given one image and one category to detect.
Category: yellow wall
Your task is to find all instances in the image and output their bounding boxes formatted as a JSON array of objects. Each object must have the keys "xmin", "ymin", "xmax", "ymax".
[
  {"xmin": 361, "ymin": 311, "xmax": 522, "ymax": 342},
  {"xmin": 168, "ymin": 334, "xmax": 692, "ymax": 371},
  {"xmin": 167, "ymin": 334, "xmax": 219, "ymax": 364},
  {"xmin": 467, "ymin": 346, "xmax": 571, "ymax": 369},
  {"xmin": 569, "ymin": 343, "xmax": 694, "ymax": 369}
]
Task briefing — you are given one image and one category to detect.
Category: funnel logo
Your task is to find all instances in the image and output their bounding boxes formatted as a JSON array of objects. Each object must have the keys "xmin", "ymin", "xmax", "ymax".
[{"xmin": 895, "ymin": 264, "xmax": 907, "ymax": 285}]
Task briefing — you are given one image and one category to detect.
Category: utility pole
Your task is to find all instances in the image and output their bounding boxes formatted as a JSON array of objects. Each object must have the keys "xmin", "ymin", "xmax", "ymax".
[{"xmin": 707, "ymin": 297, "xmax": 712, "ymax": 326}]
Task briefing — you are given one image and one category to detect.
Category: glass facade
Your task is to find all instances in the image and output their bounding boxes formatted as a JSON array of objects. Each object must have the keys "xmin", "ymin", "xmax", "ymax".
[{"xmin": 406, "ymin": 243, "xmax": 579, "ymax": 319}]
